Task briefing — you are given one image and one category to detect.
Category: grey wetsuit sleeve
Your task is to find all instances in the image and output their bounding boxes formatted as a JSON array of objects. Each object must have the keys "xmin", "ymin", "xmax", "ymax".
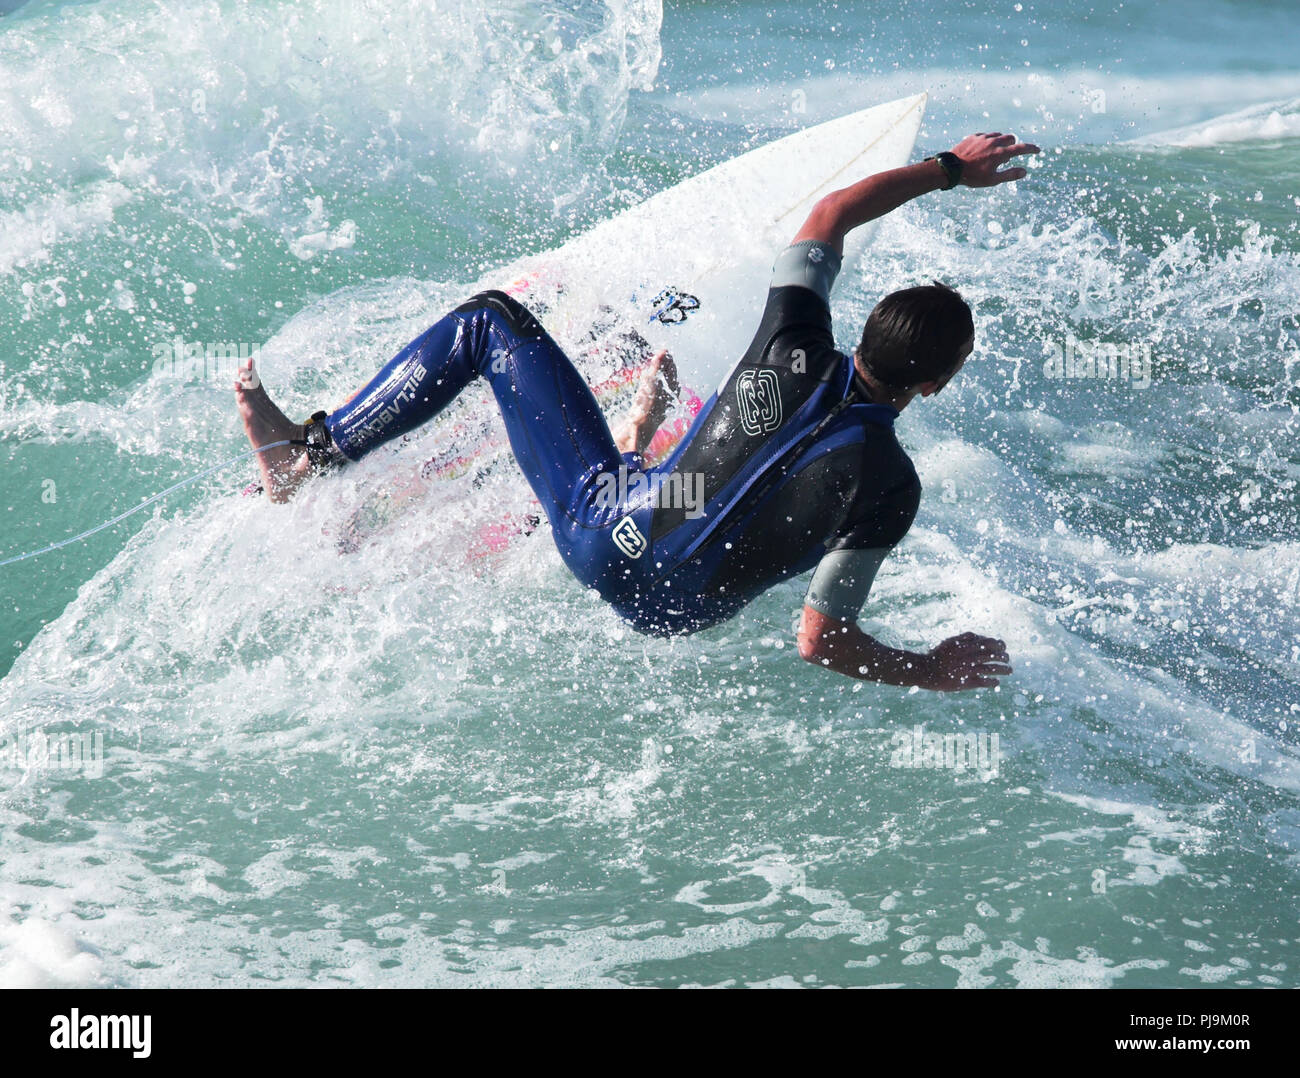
[
  {"xmin": 769, "ymin": 240, "xmax": 843, "ymax": 304},
  {"xmin": 803, "ymin": 547, "xmax": 890, "ymax": 622}
]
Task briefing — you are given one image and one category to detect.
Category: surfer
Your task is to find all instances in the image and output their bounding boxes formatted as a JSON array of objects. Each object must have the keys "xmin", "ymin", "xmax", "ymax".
[{"xmin": 236, "ymin": 131, "xmax": 1036, "ymax": 690}]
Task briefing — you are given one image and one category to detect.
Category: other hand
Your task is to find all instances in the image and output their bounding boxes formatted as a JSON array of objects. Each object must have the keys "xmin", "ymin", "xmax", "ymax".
[{"xmin": 918, "ymin": 631, "xmax": 1012, "ymax": 690}]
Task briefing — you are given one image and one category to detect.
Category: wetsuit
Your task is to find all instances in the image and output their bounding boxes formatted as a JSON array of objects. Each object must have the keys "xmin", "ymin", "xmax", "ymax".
[{"xmin": 322, "ymin": 241, "xmax": 920, "ymax": 636}]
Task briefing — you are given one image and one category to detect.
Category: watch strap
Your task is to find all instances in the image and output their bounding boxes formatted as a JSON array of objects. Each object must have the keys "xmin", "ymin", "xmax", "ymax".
[{"xmin": 925, "ymin": 151, "xmax": 963, "ymax": 191}]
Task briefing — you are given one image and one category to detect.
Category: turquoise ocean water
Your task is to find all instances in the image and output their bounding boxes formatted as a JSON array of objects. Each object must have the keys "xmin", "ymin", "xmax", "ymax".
[{"xmin": 1, "ymin": 0, "xmax": 1299, "ymax": 986}]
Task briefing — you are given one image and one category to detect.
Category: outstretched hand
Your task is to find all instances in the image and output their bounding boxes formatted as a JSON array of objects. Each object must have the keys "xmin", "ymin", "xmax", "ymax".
[
  {"xmin": 918, "ymin": 632, "xmax": 1012, "ymax": 691},
  {"xmin": 951, "ymin": 132, "xmax": 1041, "ymax": 187}
]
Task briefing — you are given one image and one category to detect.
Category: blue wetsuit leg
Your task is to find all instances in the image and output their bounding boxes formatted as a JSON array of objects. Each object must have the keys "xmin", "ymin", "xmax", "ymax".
[{"xmin": 323, "ymin": 291, "xmax": 642, "ymax": 586}]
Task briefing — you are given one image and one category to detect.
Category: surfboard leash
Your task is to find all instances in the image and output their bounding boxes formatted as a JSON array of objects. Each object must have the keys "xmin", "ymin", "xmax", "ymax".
[{"xmin": 0, "ymin": 440, "xmax": 294, "ymax": 569}]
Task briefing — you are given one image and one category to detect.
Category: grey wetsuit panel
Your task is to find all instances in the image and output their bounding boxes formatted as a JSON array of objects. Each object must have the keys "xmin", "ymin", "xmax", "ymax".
[
  {"xmin": 804, "ymin": 547, "xmax": 890, "ymax": 622},
  {"xmin": 769, "ymin": 239, "xmax": 843, "ymax": 304}
]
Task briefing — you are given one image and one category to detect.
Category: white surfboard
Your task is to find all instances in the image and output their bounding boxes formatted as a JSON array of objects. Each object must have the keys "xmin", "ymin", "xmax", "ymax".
[
  {"xmin": 492, "ymin": 92, "xmax": 928, "ymax": 391},
  {"xmin": 336, "ymin": 93, "xmax": 928, "ymax": 555}
]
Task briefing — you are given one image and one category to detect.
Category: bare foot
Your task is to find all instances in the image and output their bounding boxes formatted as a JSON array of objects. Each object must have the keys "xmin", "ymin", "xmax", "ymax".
[
  {"xmin": 234, "ymin": 358, "xmax": 313, "ymax": 503},
  {"xmin": 614, "ymin": 349, "xmax": 679, "ymax": 455}
]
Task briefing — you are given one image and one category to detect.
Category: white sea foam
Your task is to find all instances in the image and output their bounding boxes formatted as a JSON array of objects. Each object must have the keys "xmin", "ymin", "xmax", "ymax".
[
  {"xmin": 1131, "ymin": 97, "xmax": 1300, "ymax": 147},
  {"xmin": 0, "ymin": 910, "xmax": 109, "ymax": 988},
  {"xmin": 0, "ymin": 0, "xmax": 663, "ymax": 267},
  {"xmin": 0, "ymin": 181, "xmax": 132, "ymax": 277}
]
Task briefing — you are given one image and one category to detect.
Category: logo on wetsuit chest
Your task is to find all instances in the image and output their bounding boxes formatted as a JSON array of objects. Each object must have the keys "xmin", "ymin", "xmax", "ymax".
[
  {"xmin": 611, "ymin": 516, "xmax": 648, "ymax": 559},
  {"xmin": 735, "ymin": 368, "xmax": 783, "ymax": 436}
]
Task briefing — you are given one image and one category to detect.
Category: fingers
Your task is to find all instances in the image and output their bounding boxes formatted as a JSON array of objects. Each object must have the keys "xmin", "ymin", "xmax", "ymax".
[
  {"xmin": 649, "ymin": 349, "xmax": 679, "ymax": 390},
  {"xmin": 983, "ymin": 133, "xmax": 1039, "ymax": 150},
  {"xmin": 236, "ymin": 357, "xmax": 261, "ymax": 391},
  {"xmin": 969, "ymin": 132, "xmax": 1039, "ymax": 152},
  {"xmin": 931, "ymin": 631, "xmax": 1013, "ymax": 688},
  {"xmin": 943, "ymin": 672, "xmax": 997, "ymax": 690},
  {"xmin": 941, "ymin": 634, "xmax": 1014, "ymax": 688},
  {"xmin": 660, "ymin": 351, "xmax": 680, "ymax": 393},
  {"xmin": 988, "ymin": 137, "xmax": 1038, "ymax": 185},
  {"xmin": 962, "ymin": 659, "xmax": 1011, "ymax": 680},
  {"xmin": 951, "ymin": 633, "xmax": 1009, "ymax": 659}
]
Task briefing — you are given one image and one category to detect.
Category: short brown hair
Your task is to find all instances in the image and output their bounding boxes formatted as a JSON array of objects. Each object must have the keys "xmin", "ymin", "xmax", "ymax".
[{"xmin": 856, "ymin": 282, "xmax": 973, "ymax": 389}]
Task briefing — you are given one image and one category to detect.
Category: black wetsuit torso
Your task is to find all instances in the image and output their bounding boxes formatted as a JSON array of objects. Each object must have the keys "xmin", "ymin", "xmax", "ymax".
[{"xmin": 644, "ymin": 276, "xmax": 921, "ymax": 626}]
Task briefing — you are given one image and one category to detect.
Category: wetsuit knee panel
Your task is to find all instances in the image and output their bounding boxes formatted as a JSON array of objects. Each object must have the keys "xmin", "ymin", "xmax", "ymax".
[{"xmin": 454, "ymin": 290, "xmax": 545, "ymax": 339}]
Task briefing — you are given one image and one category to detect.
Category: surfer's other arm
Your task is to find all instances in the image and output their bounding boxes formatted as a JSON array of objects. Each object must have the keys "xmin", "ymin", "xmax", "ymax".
[
  {"xmin": 793, "ymin": 132, "xmax": 1041, "ymax": 253},
  {"xmin": 797, "ymin": 606, "xmax": 1012, "ymax": 691}
]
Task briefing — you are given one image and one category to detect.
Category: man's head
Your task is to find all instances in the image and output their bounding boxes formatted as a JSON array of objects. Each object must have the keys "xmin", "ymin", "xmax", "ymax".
[{"xmin": 854, "ymin": 282, "xmax": 974, "ymax": 402}]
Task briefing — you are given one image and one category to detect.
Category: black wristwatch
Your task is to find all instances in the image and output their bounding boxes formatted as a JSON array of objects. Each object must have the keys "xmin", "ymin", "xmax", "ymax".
[{"xmin": 925, "ymin": 151, "xmax": 963, "ymax": 190}]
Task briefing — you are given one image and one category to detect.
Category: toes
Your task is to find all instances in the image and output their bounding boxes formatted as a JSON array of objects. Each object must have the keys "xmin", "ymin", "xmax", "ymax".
[{"xmin": 237, "ymin": 357, "xmax": 261, "ymax": 391}]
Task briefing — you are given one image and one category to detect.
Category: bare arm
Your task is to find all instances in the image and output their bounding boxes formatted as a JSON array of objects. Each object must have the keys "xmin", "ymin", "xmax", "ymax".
[
  {"xmin": 797, "ymin": 605, "xmax": 1012, "ymax": 691},
  {"xmin": 793, "ymin": 132, "xmax": 1042, "ymax": 253}
]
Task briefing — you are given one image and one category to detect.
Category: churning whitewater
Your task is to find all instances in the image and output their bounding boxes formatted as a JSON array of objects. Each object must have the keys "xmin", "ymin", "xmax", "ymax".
[{"xmin": 1, "ymin": 0, "xmax": 1298, "ymax": 987}]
